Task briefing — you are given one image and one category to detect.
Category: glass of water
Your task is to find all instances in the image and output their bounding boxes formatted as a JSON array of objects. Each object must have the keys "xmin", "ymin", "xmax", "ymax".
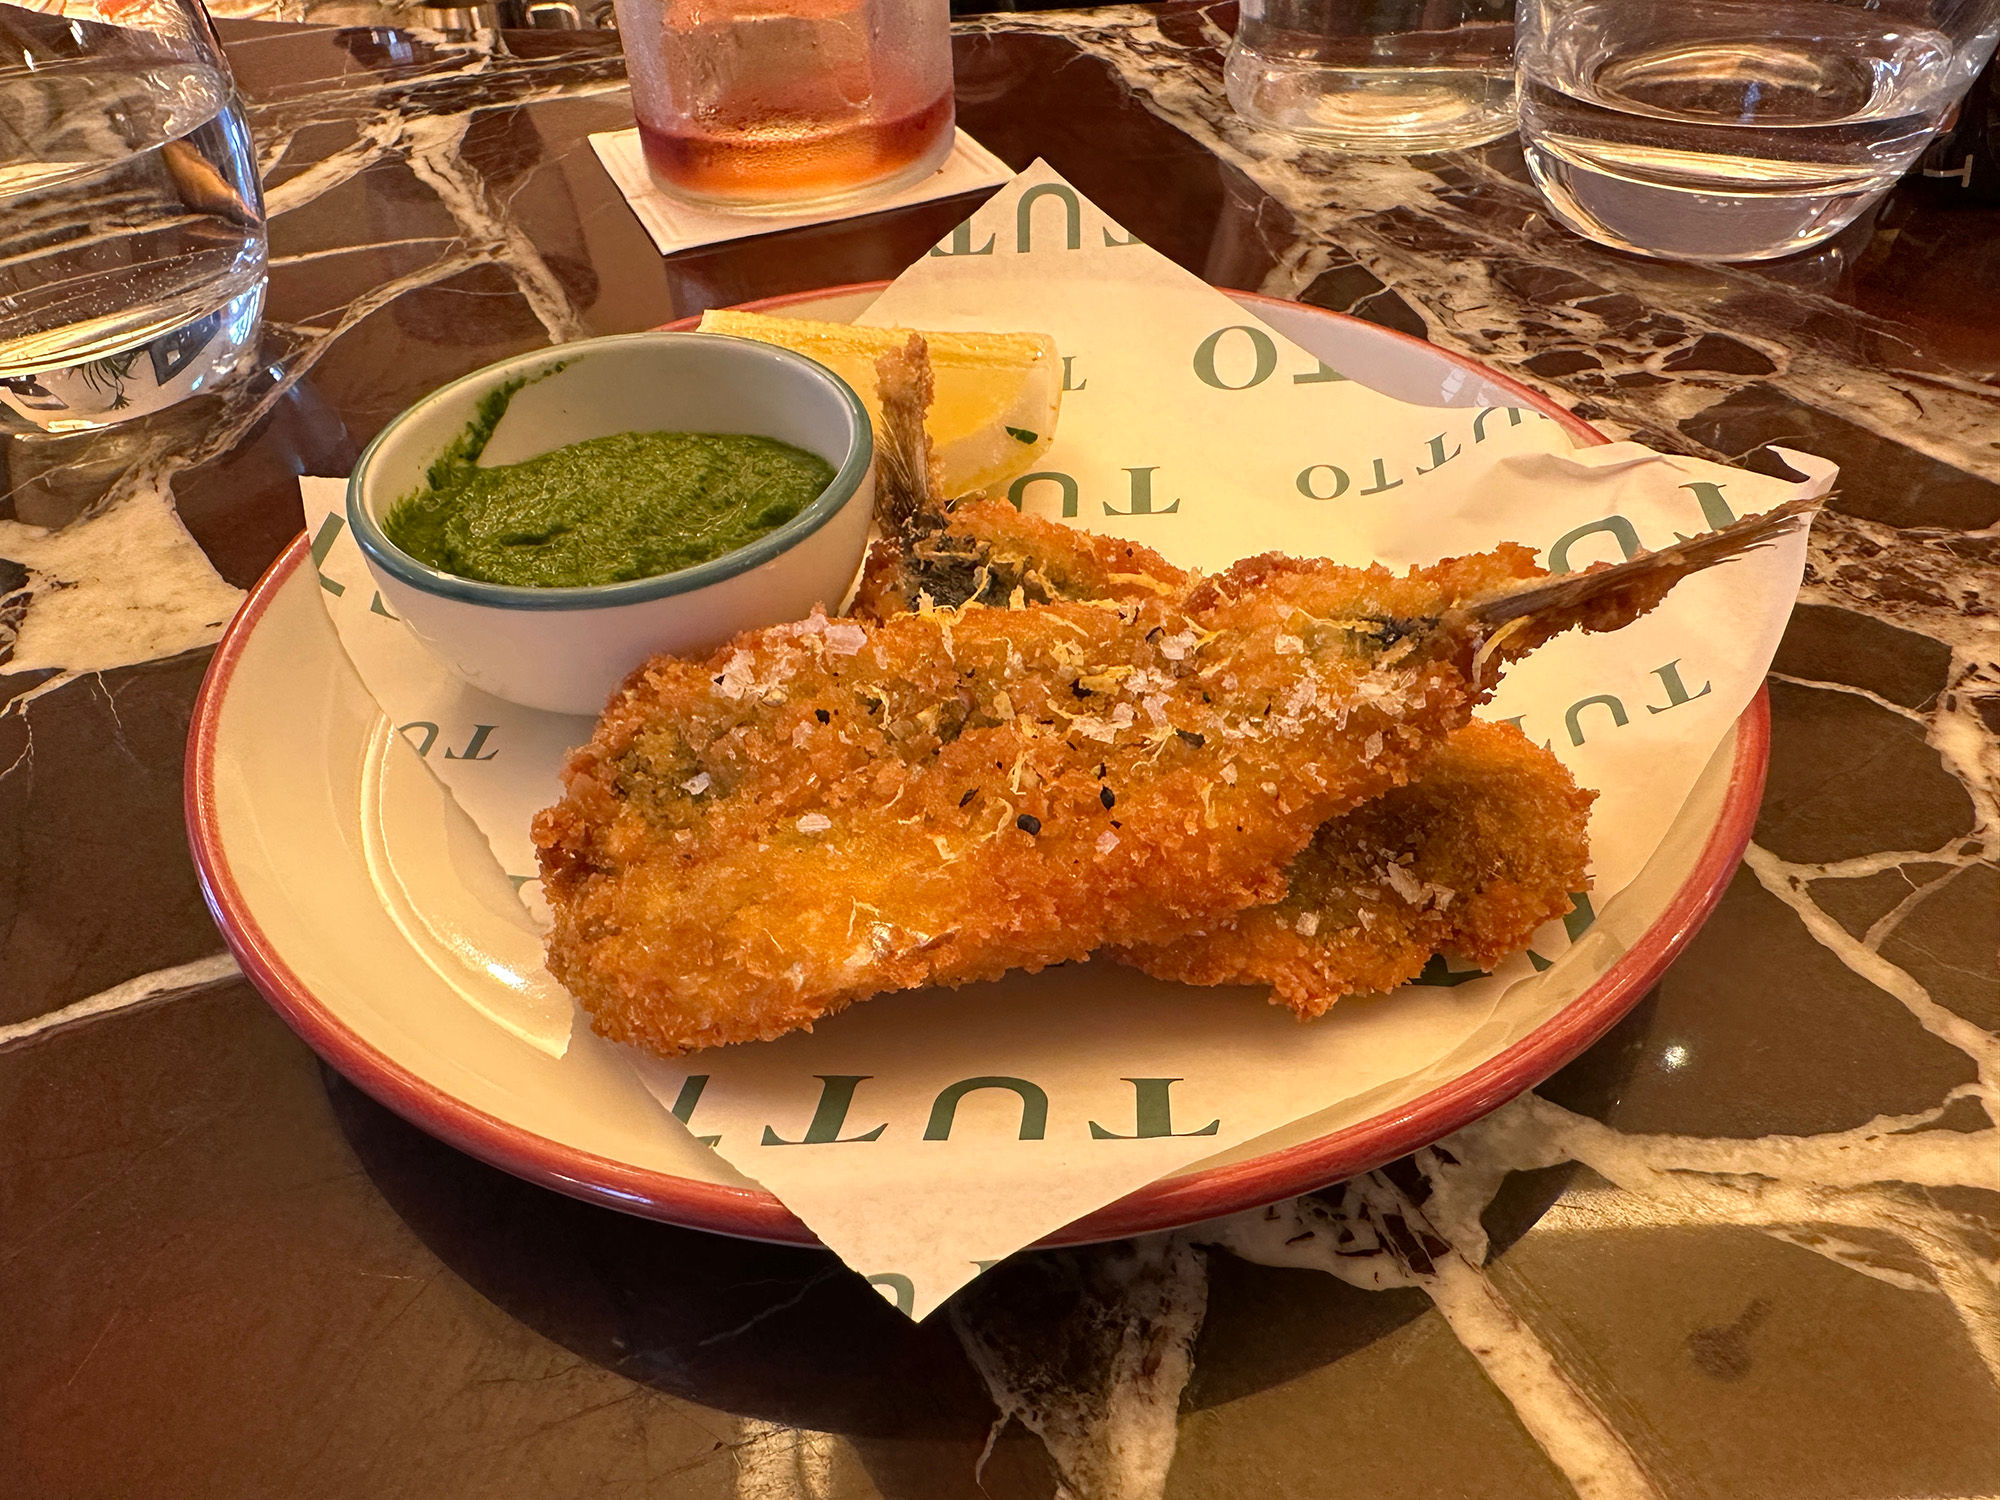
[
  {"xmin": 1516, "ymin": 0, "xmax": 2000, "ymax": 261},
  {"xmin": 1225, "ymin": 0, "xmax": 1519, "ymax": 153},
  {"xmin": 0, "ymin": 0, "xmax": 267, "ymax": 434}
]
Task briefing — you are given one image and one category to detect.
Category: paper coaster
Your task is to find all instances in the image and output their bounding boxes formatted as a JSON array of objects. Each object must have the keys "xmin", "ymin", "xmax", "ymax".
[{"xmin": 589, "ymin": 126, "xmax": 1012, "ymax": 257}]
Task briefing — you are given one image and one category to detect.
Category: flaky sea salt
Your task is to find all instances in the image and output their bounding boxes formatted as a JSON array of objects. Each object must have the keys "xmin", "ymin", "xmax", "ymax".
[
  {"xmin": 823, "ymin": 621, "xmax": 867, "ymax": 655},
  {"xmin": 797, "ymin": 813, "xmax": 832, "ymax": 834},
  {"xmin": 713, "ymin": 648, "xmax": 758, "ymax": 699},
  {"xmin": 1383, "ymin": 862, "xmax": 1426, "ymax": 905}
]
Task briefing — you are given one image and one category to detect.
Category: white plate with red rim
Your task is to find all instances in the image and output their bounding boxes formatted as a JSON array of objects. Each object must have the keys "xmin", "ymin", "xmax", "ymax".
[{"xmin": 187, "ymin": 285, "xmax": 1766, "ymax": 1246}]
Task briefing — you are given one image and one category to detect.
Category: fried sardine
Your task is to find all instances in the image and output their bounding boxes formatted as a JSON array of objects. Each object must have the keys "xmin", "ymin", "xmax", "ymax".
[
  {"xmin": 535, "ymin": 553, "xmax": 1495, "ymax": 1054},
  {"xmin": 1113, "ymin": 720, "xmax": 1595, "ymax": 1012},
  {"xmin": 533, "ymin": 337, "xmax": 1810, "ymax": 1055},
  {"xmin": 855, "ymin": 445, "xmax": 1596, "ymax": 1015}
]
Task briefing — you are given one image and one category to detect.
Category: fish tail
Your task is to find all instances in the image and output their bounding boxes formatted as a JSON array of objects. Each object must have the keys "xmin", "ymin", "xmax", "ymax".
[
  {"xmin": 872, "ymin": 334, "xmax": 946, "ymax": 542},
  {"xmin": 1449, "ymin": 494, "xmax": 1821, "ymax": 680}
]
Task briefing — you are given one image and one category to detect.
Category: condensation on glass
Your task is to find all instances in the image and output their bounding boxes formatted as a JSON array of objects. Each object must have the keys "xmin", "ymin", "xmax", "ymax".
[{"xmin": 0, "ymin": 0, "xmax": 268, "ymax": 432}]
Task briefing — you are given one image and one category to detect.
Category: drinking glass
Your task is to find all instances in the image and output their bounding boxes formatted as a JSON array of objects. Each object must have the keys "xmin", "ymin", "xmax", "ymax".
[
  {"xmin": 614, "ymin": 0, "xmax": 955, "ymax": 212},
  {"xmin": 1225, "ymin": 0, "xmax": 1519, "ymax": 154},
  {"xmin": 1516, "ymin": 0, "xmax": 2000, "ymax": 261},
  {"xmin": 0, "ymin": 0, "xmax": 267, "ymax": 434}
]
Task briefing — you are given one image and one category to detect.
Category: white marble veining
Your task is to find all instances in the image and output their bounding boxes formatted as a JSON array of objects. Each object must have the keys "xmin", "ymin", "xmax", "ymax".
[
  {"xmin": 955, "ymin": 1237, "xmax": 1206, "ymax": 1500},
  {"xmin": 0, "ymin": 29, "xmax": 624, "ymax": 724},
  {"xmin": 0, "ymin": 13, "xmax": 1992, "ymax": 1497},
  {"xmin": 958, "ymin": 7, "xmax": 2000, "ymax": 481},
  {"xmin": 730, "ymin": 1420, "xmax": 835, "ymax": 1500},
  {"xmin": 0, "ymin": 952, "xmax": 241, "ymax": 1051},
  {"xmin": 936, "ymin": 29, "xmax": 1998, "ymax": 1491},
  {"xmin": 1217, "ymin": 1186, "xmax": 1664, "ymax": 1500},
  {"xmin": 0, "ymin": 485, "xmax": 245, "ymax": 715}
]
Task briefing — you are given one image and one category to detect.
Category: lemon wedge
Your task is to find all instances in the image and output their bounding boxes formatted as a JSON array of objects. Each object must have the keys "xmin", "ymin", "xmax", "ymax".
[{"xmin": 696, "ymin": 309, "xmax": 1061, "ymax": 496}]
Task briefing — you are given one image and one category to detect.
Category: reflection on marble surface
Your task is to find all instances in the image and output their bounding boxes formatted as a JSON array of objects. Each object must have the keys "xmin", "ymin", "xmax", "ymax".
[{"xmin": 1, "ymin": 8, "xmax": 1995, "ymax": 1498}]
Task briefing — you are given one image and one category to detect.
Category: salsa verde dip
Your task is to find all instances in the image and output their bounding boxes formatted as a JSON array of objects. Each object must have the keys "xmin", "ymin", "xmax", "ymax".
[{"xmin": 383, "ymin": 426, "xmax": 837, "ymax": 589}]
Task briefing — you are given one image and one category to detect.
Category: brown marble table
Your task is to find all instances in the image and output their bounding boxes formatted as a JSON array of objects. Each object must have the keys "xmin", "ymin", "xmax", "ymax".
[{"xmin": 3, "ymin": 9, "xmax": 1997, "ymax": 1497}]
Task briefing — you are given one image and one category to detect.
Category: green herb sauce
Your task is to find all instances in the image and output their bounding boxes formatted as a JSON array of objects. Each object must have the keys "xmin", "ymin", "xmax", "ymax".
[{"xmin": 384, "ymin": 425, "xmax": 836, "ymax": 589}]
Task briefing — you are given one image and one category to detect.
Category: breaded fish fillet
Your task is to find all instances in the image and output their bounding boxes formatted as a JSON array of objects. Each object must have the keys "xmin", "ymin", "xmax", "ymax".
[
  {"xmin": 861, "ymin": 480, "xmax": 1596, "ymax": 1015},
  {"xmin": 533, "ymin": 337, "xmax": 1811, "ymax": 1055},
  {"xmin": 1114, "ymin": 720, "xmax": 1594, "ymax": 1013},
  {"xmin": 860, "ymin": 482, "xmax": 1592, "ymax": 1016},
  {"xmin": 534, "ymin": 569, "xmax": 1491, "ymax": 1055}
]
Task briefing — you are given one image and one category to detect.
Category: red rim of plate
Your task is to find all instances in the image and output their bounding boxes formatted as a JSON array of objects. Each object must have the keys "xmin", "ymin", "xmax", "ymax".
[{"xmin": 187, "ymin": 287, "xmax": 1768, "ymax": 1247}]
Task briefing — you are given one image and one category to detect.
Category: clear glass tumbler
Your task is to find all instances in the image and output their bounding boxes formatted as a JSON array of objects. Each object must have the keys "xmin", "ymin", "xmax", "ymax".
[
  {"xmin": 1516, "ymin": 0, "xmax": 2000, "ymax": 261},
  {"xmin": 616, "ymin": 0, "xmax": 955, "ymax": 212},
  {"xmin": 0, "ymin": 0, "xmax": 267, "ymax": 434},
  {"xmin": 1225, "ymin": 0, "xmax": 1519, "ymax": 153}
]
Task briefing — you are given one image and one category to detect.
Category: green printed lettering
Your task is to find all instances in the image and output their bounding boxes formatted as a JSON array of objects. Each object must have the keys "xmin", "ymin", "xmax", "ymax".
[
  {"xmin": 1016, "ymin": 184, "xmax": 1082, "ymax": 251},
  {"xmin": 1104, "ymin": 467, "xmax": 1180, "ymax": 516},
  {"xmin": 924, "ymin": 1076, "xmax": 1049, "ymax": 1141},
  {"xmin": 1471, "ymin": 407, "xmax": 1525, "ymax": 442},
  {"xmin": 397, "ymin": 720, "xmax": 440, "ymax": 758},
  {"xmin": 1548, "ymin": 515, "xmax": 1641, "ymax": 575},
  {"xmin": 670, "ymin": 1074, "xmax": 720, "ymax": 1146},
  {"xmin": 1061, "ymin": 355, "xmax": 1087, "ymax": 392},
  {"xmin": 444, "ymin": 724, "xmax": 500, "ymax": 761},
  {"xmin": 1089, "ymin": 1078, "xmax": 1219, "ymax": 1139},
  {"xmin": 1680, "ymin": 481, "xmax": 1737, "ymax": 530},
  {"xmin": 1563, "ymin": 891, "xmax": 1596, "ymax": 941},
  {"xmin": 1564, "ymin": 694, "xmax": 1629, "ymax": 745},
  {"xmin": 1647, "ymin": 659, "xmax": 1712, "ymax": 713},
  {"xmin": 1102, "ymin": 225, "xmax": 1142, "ymax": 247},
  {"xmin": 308, "ymin": 513, "xmax": 347, "ymax": 596},
  {"xmin": 369, "ymin": 592, "xmax": 398, "ymax": 619},
  {"xmin": 1296, "ymin": 464, "xmax": 1350, "ymax": 501},
  {"xmin": 866, "ymin": 1273, "xmax": 915, "ymax": 1315},
  {"xmin": 1416, "ymin": 433, "xmax": 1461, "ymax": 475},
  {"xmin": 928, "ymin": 222, "xmax": 995, "ymax": 257},
  {"xmin": 1193, "ymin": 325, "xmax": 1279, "ymax": 390},
  {"xmin": 1008, "ymin": 470, "xmax": 1080, "ymax": 519},
  {"xmin": 1292, "ymin": 359, "xmax": 1346, "ymax": 385},
  {"xmin": 761, "ymin": 1075, "xmax": 888, "ymax": 1145},
  {"xmin": 1358, "ymin": 457, "xmax": 1402, "ymax": 495},
  {"xmin": 1413, "ymin": 953, "xmax": 1486, "ymax": 986}
]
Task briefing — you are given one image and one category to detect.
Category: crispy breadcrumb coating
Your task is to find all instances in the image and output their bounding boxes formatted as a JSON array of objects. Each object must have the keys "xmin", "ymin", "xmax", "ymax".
[
  {"xmin": 864, "ymin": 488, "xmax": 1596, "ymax": 1015},
  {"xmin": 1115, "ymin": 720, "xmax": 1595, "ymax": 1013},
  {"xmin": 532, "ymin": 336, "xmax": 1812, "ymax": 1054},
  {"xmin": 534, "ymin": 576, "xmax": 1485, "ymax": 1054}
]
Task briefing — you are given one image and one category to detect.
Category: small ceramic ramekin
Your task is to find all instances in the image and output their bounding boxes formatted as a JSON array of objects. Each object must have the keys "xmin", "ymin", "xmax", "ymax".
[{"xmin": 347, "ymin": 332, "xmax": 875, "ymax": 715}]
